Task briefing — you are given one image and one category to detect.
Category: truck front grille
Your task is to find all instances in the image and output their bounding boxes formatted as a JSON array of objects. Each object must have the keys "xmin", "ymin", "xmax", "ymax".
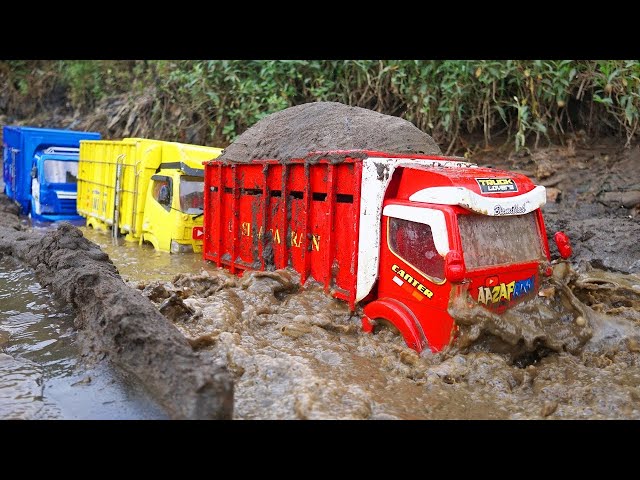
[{"xmin": 59, "ymin": 199, "xmax": 78, "ymax": 214}]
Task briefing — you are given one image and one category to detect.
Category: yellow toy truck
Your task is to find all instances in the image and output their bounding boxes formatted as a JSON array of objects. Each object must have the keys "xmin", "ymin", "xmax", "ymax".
[{"xmin": 77, "ymin": 138, "xmax": 222, "ymax": 253}]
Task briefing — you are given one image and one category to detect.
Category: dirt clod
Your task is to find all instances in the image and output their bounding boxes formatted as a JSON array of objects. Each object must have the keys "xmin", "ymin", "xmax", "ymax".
[
  {"xmin": 601, "ymin": 190, "xmax": 640, "ymax": 208},
  {"xmin": 541, "ymin": 400, "xmax": 558, "ymax": 417},
  {"xmin": 546, "ymin": 187, "xmax": 562, "ymax": 203}
]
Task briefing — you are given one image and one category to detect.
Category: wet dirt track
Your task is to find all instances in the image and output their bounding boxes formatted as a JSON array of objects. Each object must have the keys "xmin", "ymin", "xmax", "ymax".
[
  {"xmin": 139, "ymin": 136, "xmax": 639, "ymax": 420},
  {"xmin": 126, "ymin": 258, "xmax": 639, "ymax": 419},
  {"xmin": 0, "ymin": 206, "xmax": 233, "ymax": 419},
  {"xmin": 0, "ymin": 256, "xmax": 168, "ymax": 419}
]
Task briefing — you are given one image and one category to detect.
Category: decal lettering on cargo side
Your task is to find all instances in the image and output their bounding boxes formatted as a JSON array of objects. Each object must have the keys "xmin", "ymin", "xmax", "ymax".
[
  {"xmin": 476, "ymin": 275, "xmax": 535, "ymax": 305},
  {"xmin": 391, "ymin": 264, "xmax": 434, "ymax": 301},
  {"xmin": 475, "ymin": 177, "xmax": 518, "ymax": 193},
  {"xmin": 240, "ymin": 221, "xmax": 320, "ymax": 251}
]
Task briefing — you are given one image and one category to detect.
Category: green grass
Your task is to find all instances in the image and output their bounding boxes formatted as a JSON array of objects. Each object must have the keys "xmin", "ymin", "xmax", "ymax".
[{"xmin": 3, "ymin": 60, "xmax": 639, "ymax": 152}]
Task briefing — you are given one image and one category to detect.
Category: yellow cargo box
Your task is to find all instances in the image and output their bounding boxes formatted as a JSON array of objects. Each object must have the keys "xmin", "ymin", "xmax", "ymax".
[{"xmin": 77, "ymin": 138, "xmax": 222, "ymax": 253}]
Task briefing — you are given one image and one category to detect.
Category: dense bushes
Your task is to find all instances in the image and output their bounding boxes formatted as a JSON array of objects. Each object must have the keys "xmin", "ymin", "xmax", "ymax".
[{"xmin": 2, "ymin": 60, "xmax": 639, "ymax": 151}]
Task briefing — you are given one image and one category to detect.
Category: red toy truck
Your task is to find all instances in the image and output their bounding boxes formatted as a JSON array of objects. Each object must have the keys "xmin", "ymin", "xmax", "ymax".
[{"xmin": 202, "ymin": 151, "xmax": 571, "ymax": 352}]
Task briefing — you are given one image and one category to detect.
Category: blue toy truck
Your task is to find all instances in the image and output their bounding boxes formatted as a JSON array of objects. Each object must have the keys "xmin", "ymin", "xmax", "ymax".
[{"xmin": 2, "ymin": 126, "xmax": 101, "ymax": 221}]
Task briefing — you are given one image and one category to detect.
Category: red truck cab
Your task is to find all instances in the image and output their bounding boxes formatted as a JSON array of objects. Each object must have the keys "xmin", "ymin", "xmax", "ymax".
[
  {"xmin": 362, "ymin": 161, "xmax": 552, "ymax": 351},
  {"xmin": 203, "ymin": 150, "xmax": 565, "ymax": 353}
]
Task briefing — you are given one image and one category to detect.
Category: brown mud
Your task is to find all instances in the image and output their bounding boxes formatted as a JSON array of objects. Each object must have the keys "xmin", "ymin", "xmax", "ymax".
[
  {"xmin": 450, "ymin": 264, "xmax": 594, "ymax": 359},
  {"xmin": 134, "ymin": 261, "xmax": 640, "ymax": 419},
  {"xmin": 138, "ymin": 125, "xmax": 639, "ymax": 419},
  {"xmin": 0, "ymin": 194, "xmax": 23, "ymax": 230},
  {"xmin": 0, "ymin": 206, "xmax": 232, "ymax": 419},
  {"xmin": 217, "ymin": 102, "xmax": 442, "ymax": 162}
]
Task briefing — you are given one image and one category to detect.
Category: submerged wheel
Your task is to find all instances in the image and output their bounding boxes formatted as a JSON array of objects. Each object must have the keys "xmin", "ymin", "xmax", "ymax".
[{"xmin": 371, "ymin": 318, "xmax": 401, "ymax": 336}]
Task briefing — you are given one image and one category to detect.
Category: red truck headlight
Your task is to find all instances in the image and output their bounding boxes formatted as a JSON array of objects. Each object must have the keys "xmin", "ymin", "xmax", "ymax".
[{"xmin": 554, "ymin": 231, "xmax": 572, "ymax": 259}]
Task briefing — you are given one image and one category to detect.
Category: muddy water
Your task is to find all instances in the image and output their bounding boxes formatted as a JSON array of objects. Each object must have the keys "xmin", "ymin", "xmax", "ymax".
[
  {"xmin": 78, "ymin": 227, "xmax": 217, "ymax": 283},
  {"xmin": 130, "ymin": 263, "xmax": 640, "ymax": 419},
  {"xmin": 0, "ymin": 256, "xmax": 167, "ymax": 419},
  {"xmin": 45, "ymin": 226, "xmax": 640, "ymax": 419}
]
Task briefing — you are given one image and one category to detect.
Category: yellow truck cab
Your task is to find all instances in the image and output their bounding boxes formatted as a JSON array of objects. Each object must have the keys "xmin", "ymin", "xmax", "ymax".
[{"xmin": 77, "ymin": 138, "xmax": 222, "ymax": 253}]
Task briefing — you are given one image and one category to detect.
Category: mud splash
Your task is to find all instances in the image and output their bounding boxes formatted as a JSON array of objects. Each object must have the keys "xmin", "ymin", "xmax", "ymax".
[
  {"xmin": 134, "ymin": 260, "xmax": 640, "ymax": 419},
  {"xmin": 450, "ymin": 263, "xmax": 594, "ymax": 359}
]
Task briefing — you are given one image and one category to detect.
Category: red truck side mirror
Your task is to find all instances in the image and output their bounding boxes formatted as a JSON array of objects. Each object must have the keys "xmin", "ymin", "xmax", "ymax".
[
  {"xmin": 554, "ymin": 231, "xmax": 572, "ymax": 259},
  {"xmin": 445, "ymin": 251, "xmax": 466, "ymax": 283}
]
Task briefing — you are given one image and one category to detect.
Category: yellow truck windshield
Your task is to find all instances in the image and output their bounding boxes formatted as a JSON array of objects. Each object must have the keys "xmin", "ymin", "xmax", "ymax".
[
  {"xmin": 458, "ymin": 212, "xmax": 544, "ymax": 270},
  {"xmin": 179, "ymin": 176, "xmax": 204, "ymax": 214}
]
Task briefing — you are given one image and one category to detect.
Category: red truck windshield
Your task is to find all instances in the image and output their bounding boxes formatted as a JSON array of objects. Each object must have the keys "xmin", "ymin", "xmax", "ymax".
[{"xmin": 458, "ymin": 212, "xmax": 544, "ymax": 270}]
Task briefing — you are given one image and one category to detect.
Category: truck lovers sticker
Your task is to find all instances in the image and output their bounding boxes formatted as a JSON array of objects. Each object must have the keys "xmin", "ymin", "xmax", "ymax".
[{"xmin": 476, "ymin": 178, "xmax": 518, "ymax": 193}]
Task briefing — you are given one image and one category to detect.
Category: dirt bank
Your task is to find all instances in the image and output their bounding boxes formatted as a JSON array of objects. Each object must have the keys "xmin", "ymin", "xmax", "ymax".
[
  {"xmin": 472, "ymin": 137, "xmax": 640, "ymax": 274},
  {"xmin": 217, "ymin": 102, "xmax": 442, "ymax": 162},
  {"xmin": 0, "ymin": 200, "xmax": 233, "ymax": 419},
  {"xmin": 0, "ymin": 194, "xmax": 23, "ymax": 231}
]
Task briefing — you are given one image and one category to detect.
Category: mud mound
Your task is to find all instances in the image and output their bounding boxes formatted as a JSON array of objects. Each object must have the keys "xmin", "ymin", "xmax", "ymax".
[
  {"xmin": 0, "ymin": 195, "xmax": 22, "ymax": 230},
  {"xmin": 218, "ymin": 102, "xmax": 442, "ymax": 162}
]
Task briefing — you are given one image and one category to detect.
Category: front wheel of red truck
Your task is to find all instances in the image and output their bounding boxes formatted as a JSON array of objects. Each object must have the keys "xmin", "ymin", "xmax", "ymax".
[
  {"xmin": 362, "ymin": 298, "xmax": 428, "ymax": 352},
  {"xmin": 371, "ymin": 318, "xmax": 401, "ymax": 336}
]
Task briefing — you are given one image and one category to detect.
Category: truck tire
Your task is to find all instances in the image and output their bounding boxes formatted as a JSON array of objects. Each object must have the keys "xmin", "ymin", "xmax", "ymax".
[
  {"xmin": 362, "ymin": 298, "xmax": 427, "ymax": 352},
  {"xmin": 371, "ymin": 318, "xmax": 401, "ymax": 336}
]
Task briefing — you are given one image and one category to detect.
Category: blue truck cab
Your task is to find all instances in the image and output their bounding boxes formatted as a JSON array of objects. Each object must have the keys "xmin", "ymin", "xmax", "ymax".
[{"xmin": 2, "ymin": 126, "xmax": 101, "ymax": 221}]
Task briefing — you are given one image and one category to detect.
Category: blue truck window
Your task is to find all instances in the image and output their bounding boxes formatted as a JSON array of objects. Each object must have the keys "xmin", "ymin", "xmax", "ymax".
[{"xmin": 44, "ymin": 160, "xmax": 79, "ymax": 184}]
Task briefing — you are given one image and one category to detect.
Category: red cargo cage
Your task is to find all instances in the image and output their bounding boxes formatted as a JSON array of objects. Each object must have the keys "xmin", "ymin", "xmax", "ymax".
[{"xmin": 203, "ymin": 158, "xmax": 363, "ymax": 309}]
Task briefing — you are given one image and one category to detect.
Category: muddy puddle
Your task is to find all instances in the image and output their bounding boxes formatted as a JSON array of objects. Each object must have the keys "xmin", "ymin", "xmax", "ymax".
[
  {"xmin": 91, "ymin": 240, "xmax": 636, "ymax": 419},
  {"xmin": 77, "ymin": 227, "xmax": 215, "ymax": 283},
  {"xmin": 5, "ymin": 206, "xmax": 639, "ymax": 419},
  {"xmin": 0, "ymin": 256, "xmax": 167, "ymax": 419},
  {"xmin": 70, "ymin": 224, "xmax": 640, "ymax": 419}
]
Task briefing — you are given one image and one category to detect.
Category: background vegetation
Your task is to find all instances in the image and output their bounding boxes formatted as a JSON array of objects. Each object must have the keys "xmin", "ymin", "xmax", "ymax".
[{"xmin": 1, "ymin": 60, "xmax": 639, "ymax": 152}]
